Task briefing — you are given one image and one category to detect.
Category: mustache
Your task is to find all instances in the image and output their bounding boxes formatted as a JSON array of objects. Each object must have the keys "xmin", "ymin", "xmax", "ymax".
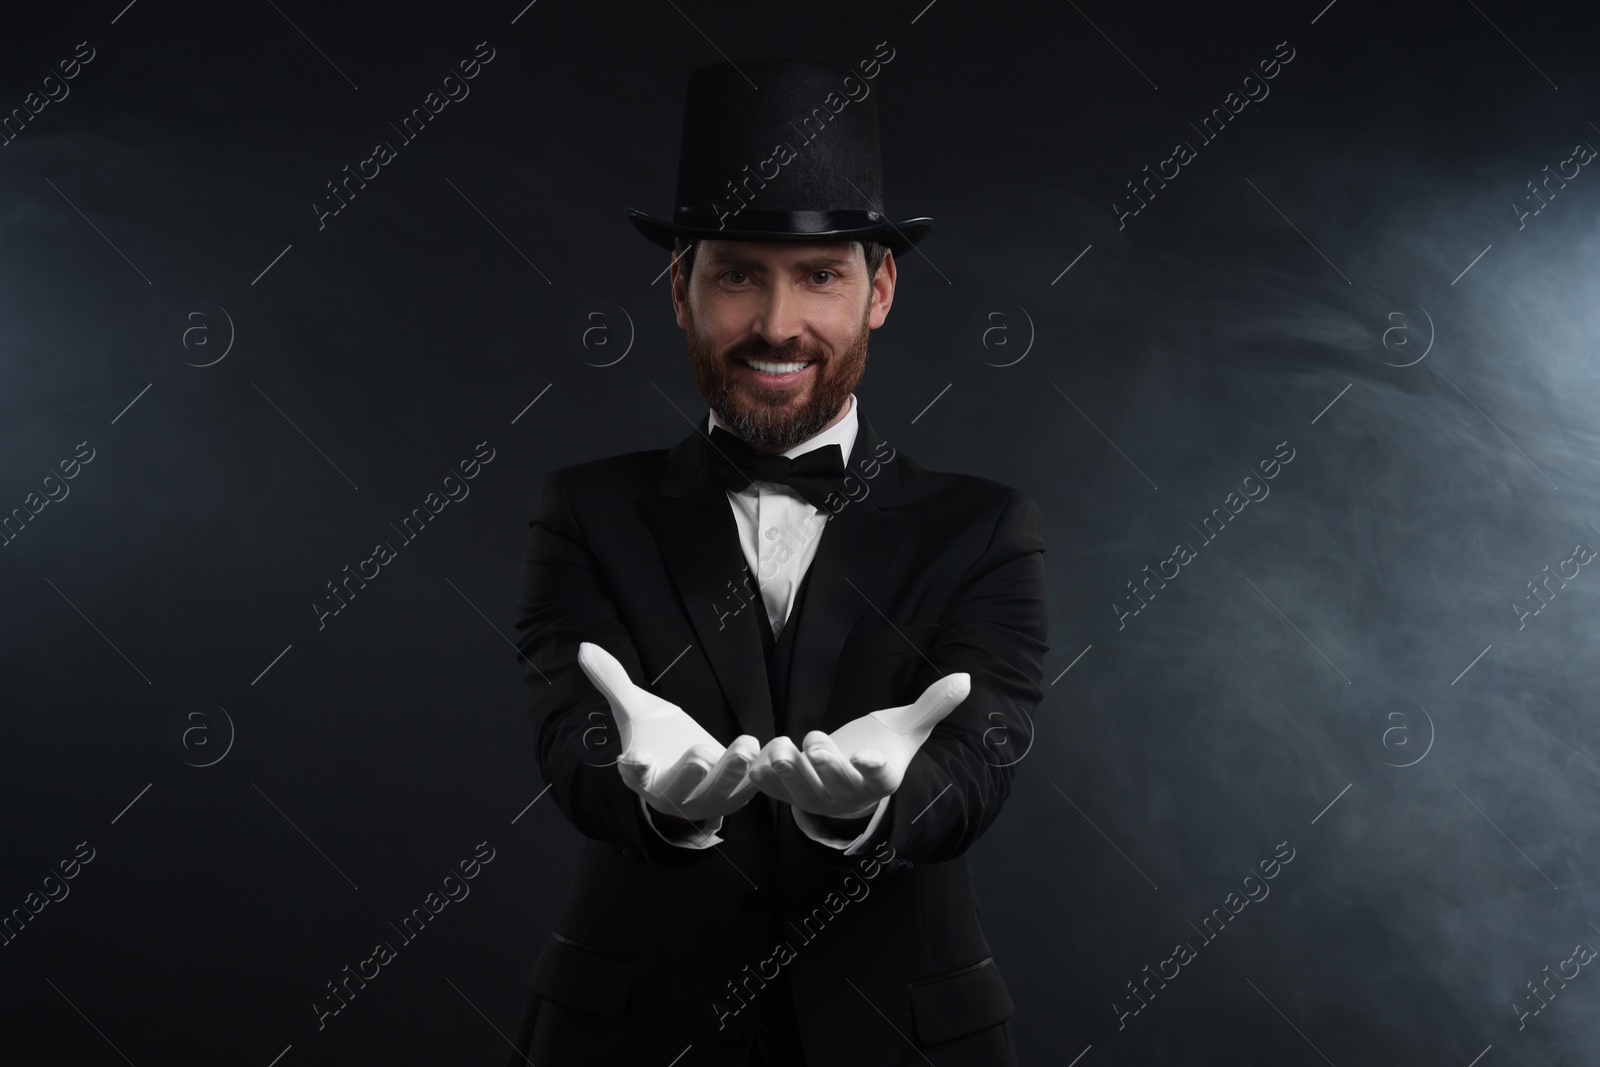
[{"xmin": 726, "ymin": 341, "xmax": 826, "ymax": 364}]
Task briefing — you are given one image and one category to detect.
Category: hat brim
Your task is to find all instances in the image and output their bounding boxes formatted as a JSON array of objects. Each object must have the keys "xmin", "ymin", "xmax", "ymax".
[{"xmin": 628, "ymin": 208, "xmax": 932, "ymax": 259}]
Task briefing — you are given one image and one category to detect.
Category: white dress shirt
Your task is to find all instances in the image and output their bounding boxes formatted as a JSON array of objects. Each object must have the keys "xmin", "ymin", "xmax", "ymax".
[{"xmin": 640, "ymin": 393, "xmax": 891, "ymax": 855}]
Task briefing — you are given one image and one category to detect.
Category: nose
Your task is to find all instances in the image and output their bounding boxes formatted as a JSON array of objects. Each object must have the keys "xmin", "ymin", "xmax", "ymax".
[{"xmin": 752, "ymin": 280, "xmax": 804, "ymax": 349}]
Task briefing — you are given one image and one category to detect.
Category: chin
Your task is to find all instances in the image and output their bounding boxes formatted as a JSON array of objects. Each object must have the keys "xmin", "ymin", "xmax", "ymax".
[{"xmin": 735, "ymin": 381, "xmax": 813, "ymax": 405}]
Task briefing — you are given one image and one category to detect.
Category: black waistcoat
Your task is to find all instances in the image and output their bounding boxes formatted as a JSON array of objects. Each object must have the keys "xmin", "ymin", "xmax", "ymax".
[
  {"xmin": 754, "ymin": 560, "xmax": 816, "ymax": 735},
  {"xmin": 748, "ymin": 562, "xmax": 816, "ymax": 1066}
]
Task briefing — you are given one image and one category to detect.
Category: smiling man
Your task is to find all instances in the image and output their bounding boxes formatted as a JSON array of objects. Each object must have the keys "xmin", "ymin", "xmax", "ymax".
[
  {"xmin": 680, "ymin": 237, "xmax": 886, "ymax": 454},
  {"xmin": 506, "ymin": 59, "xmax": 1048, "ymax": 1067}
]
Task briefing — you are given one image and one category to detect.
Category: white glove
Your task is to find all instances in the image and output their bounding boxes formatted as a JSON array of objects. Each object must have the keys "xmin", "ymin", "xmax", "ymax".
[
  {"xmin": 576, "ymin": 641, "xmax": 761, "ymax": 823},
  {"xmin": 751, "ymin": 673, "xmax": 972, "ymax": 820}
]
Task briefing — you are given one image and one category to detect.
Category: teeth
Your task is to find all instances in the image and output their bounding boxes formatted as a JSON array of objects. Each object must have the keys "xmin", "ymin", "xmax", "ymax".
[{"xmin": 743, "ymin": 358, "xmax": 811, "ymax": 374}]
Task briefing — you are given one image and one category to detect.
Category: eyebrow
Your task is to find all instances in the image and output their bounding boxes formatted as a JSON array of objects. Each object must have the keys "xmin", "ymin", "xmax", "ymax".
[{"xmin": 703, "ymin": 252, "xmax": 854, "ymax": 271}]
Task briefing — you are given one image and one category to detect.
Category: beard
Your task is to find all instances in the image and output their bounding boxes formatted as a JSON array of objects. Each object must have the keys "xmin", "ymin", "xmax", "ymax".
[{"xmin": 686, "ymin": 298, "xmax": 871, "ymax": 453}]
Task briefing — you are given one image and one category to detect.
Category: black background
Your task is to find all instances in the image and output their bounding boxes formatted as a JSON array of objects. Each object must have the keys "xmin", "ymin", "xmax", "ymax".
[{"xmin": 2, "ymin": 0, "xmax": 1598, "ymax": 1063}]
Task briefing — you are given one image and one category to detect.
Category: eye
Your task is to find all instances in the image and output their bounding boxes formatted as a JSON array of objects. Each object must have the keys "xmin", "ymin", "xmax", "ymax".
[
  {"xmin": 810, "ymin": 270, "xmax": 836, "ymax": 285},
  {"xmin": 720, "ymin": 270, "xmax": 749, "ymax": 285}
]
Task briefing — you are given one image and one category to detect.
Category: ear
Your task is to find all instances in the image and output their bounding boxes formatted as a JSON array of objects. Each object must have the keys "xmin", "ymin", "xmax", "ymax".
[
  {"xmin": 867, "ymin": 249, "xmax": 896, "ymax": 328},
  {"xmin": 670, "ymin": 248, "xmax": 692, "ymax": 331}
]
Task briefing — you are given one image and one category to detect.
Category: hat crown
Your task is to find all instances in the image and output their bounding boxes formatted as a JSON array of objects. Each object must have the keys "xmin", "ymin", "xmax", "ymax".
[
  {"xmin": 674, "ymin": 60, "xmax": 884, "ymax": 215},
  {"xmin": 627, "ymin": 55, "xmax": 932, "ymax": 256}
]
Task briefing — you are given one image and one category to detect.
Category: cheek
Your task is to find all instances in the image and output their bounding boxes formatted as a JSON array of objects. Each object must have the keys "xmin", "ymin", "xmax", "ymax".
[
  {"xmin": 687, "ymin": 312, "xmax": 733, "ymax": 351},
  {"xmin": 695, "ymin": 299, "xmax": 756, "ymax": 341},
  {"xmin": 816, "ymin": 314, "xmax": 865, "ymax": 351}
]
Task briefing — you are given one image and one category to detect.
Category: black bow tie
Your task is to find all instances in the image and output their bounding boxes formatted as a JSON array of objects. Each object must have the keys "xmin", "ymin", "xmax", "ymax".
[{"xmin": 704, "ymin": 424, "xmax": 847, "ymax": 512}]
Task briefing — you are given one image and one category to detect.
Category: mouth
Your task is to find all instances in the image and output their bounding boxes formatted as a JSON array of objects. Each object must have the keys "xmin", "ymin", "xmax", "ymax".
[{"xmin": 735, "ymin": 356, "xmax": 816, "ymax": 388}]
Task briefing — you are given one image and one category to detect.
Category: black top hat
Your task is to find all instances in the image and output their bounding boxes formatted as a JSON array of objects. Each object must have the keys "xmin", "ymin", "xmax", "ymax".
[{"xmin": 628, "ymin": 58, "xmax": 932, "ymax": 258}]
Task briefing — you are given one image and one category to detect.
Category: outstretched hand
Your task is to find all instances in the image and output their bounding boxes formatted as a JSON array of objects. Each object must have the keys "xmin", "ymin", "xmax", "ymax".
[
  {"xmin": 749, "ymin": 673, "xmax": 972, "ymax": 820},
  {"xmin": 577, "ymin": 641, "xmax": 761, "ymax": 823}
]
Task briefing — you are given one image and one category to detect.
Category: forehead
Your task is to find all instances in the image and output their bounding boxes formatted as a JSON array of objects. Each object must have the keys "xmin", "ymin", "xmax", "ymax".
[{"xmin": 694, "ymin": 239, "xmax": 863, "ymax": 270}]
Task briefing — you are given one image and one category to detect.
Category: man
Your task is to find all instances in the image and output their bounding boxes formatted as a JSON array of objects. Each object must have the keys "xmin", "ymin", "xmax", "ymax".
[{"xmin": 506, "ymin": 59, "xmax": 1047, "ymax": 1067}]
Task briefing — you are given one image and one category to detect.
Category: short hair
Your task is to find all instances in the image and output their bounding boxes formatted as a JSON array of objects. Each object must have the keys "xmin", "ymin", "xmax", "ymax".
[{"xmin": 672, "ymin": 236, "xmax": 889, "ymax": 286}]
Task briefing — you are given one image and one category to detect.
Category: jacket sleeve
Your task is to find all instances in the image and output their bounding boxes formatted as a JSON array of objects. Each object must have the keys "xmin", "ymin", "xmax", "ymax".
[
  {"xmin": 513, "ymin": 469, "xmax": 704, "ymax": 869},
  {"xmin": 873, "ymin": 489, "xmax": 1049, "ymax": 864}
]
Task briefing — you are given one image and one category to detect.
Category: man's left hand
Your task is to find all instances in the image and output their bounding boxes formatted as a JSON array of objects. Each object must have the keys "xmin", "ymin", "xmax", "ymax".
[{"xmin": 749, "ymin": 673, "xmax": 971, "ymax": 819}]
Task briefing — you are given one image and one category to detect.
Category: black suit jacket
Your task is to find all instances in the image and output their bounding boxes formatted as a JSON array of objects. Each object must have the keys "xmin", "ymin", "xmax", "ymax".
[{"xmin": 505, "ymin": 411, "xmax": 1048, "ymax": 1066}]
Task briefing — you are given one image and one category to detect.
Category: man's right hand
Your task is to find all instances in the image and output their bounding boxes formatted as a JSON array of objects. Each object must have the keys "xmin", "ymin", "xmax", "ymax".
[{"xmin": 577, "ymin": 641, "xmax": 761, "ymax": 823}]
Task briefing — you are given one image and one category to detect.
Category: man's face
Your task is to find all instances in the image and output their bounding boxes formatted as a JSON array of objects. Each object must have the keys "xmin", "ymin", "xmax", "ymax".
[{"xmin": 672, "ymin": 239, "xmax": 896, "ymax": 453}]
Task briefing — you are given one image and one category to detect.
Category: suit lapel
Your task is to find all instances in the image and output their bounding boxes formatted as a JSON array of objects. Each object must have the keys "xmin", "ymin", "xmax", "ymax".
[
  {"xmin": 782, "ymin": 414, "xmax": 907, "ymax": 740},
  {"xmin": 643, "ymin": 419, "xmax": 775, "ymax": 742}
]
